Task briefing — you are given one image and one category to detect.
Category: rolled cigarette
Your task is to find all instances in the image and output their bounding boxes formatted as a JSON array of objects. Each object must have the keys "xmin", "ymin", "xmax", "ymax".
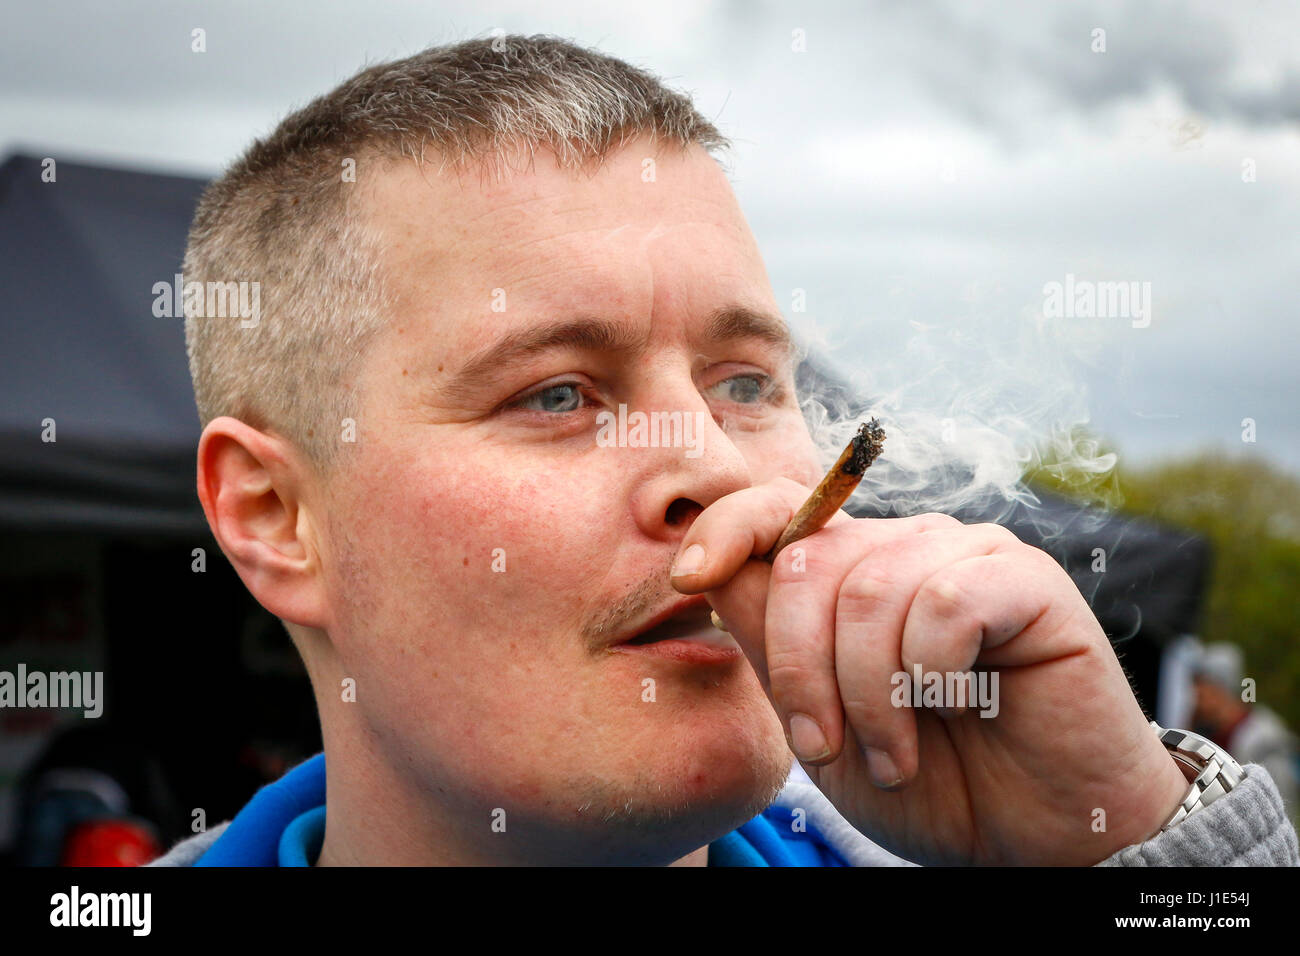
[
  {"xmin": 711, "ymin": 419, "xmax": 885, "ymax": 632},
  {"xmin": 762, "ymin": 418, "xmax": 886, "ymax": 562}
]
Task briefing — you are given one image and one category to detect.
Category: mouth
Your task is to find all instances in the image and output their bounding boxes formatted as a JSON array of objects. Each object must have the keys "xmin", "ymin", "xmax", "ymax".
[{"xmin": 609, "ymin": 596, "xmax": 744, "ymax": 666}]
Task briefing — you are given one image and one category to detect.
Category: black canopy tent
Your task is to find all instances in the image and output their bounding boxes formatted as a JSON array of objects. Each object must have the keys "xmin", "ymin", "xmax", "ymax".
[
  {"xmin": 0, "ymin": 151, "xmax": 1210, "ymax": 859},
  {"xmin": 0, "ymin": 154, "xmax": 317, "ymax": 862},
  {"xmin": 0, "ymin": 153, "xmax": 208, "ymax": 534}
]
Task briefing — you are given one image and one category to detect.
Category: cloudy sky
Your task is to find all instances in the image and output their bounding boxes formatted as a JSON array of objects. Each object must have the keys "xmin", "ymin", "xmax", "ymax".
[{"xmin": 4, "ymin": 0, "xmax": 1298, "ymax": 478}]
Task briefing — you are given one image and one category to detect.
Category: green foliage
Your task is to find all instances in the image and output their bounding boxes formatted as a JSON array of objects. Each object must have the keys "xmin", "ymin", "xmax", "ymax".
[{"xmin": 1027, "ymin": 436, "xmax": 1300, "ymax": 728}]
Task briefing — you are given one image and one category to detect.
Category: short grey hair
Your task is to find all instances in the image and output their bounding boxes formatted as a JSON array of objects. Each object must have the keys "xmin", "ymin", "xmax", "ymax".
[{"xmin": 184, "ymin": 34, "xmax": 731, "ymax": 471}]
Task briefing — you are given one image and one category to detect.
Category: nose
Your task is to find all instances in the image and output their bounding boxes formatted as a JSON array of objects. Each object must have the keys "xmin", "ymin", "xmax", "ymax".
[
  {"xmin": 622, "ymin": 371, "xmax": 755, "ymax": 548},
  {"xmin": 664, "ymin": 497, "xmax": 703, "ymax": 529}
]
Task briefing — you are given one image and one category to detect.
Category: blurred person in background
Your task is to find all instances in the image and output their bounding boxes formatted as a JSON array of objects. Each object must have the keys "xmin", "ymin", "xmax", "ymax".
[{"xmin": 1191, "ymin": 642, "xmax": 1299, "ymax": 829}]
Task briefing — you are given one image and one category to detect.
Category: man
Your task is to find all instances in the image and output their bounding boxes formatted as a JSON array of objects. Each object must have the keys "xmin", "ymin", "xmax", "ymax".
[
  {"xmin": 152, "ymin": 35, "xmax": 1296, "ymax": 866},
  {"xmin": 1191, "ymin": 643, "xmax": 1299, "ymax": 830}
]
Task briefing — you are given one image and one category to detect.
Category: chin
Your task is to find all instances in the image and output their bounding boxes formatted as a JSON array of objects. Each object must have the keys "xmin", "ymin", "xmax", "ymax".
[
  {"xmin": 679, "ymin": 706, "xmax": 790, "ymax": 802},
  {"xmin": 565, "ymin": 704, "xmax": 792, "ymax": 863}
]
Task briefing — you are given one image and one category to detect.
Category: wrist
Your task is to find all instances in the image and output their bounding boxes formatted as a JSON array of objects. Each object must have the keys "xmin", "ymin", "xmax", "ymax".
[
  {"xmin": 1125, "ymin": 737, "xmax": 1195, "ymax": 850},
  {"xmin": 1097, "ymin": 721, "xmax": 1246, "ymax": 863}
]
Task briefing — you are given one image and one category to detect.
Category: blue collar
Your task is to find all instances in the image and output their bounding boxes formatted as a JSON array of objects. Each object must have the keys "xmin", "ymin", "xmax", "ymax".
[{"xmin": 196, "ymin": 753, "xmax": 847, "ymax": 867}]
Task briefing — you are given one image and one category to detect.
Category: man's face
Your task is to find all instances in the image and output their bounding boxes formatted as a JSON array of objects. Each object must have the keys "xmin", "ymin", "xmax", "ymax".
[
  {"xmin": 317, "ymin": 138, "xmax": 823, "ymax": 862},
  {"xmin": 1191, "ymin": 677, "xmax": 1230, "ymax": 730}
]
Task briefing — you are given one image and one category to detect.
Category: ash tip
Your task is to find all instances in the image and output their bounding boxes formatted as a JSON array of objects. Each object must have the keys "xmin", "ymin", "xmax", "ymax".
[{"xmin": 846, "ymin": 418, "xmax": 886, "ymax": 474}]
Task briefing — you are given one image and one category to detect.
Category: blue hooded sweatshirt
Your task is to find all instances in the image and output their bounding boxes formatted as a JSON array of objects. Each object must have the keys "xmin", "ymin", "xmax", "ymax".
[{"xmin": 187, "ymin": 753, "xmax": 850, "ymax": 867}]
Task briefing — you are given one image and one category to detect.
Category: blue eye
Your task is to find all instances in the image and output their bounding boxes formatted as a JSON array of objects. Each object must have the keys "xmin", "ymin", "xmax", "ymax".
[
  {"xmin": 515, "ymin": 383, "xmax": 584, "ymax": 413},
  {"xmin": 711, "ymin": 374, "xmax": 771, "ymax": 404}
]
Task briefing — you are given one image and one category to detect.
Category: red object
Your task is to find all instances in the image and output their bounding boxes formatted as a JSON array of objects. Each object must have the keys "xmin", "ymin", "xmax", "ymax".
[{"xmin": 60, "ymin": 819, "xmax": 162, "ymax": 867}]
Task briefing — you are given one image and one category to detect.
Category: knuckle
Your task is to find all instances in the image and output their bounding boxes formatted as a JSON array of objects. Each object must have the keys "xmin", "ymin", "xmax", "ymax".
[
  {"xmin": 841, "ymin": 690, "xmax": 896, "ymax": 733},
  {"xmin": 1020, "ymin": 541, "xmax": 1065, "ymax": 574},
  {"xmin": 971, "ymin": 521, "xmax": 1019, "ymax": 545},
  {"xmin": 836, "ymin": 565, "xmax": 898, "ymax": 623},
  {"xmin": 709, "ymin": 487, "xmax": 756, "ymax": 524},
  {"xmin": 766, "ymin": 651, "xmax": 828, "ymax": 697},
  {"xmin": 763, "ymin": 476, "xmax": 815, "ymax": 516},
  {"xmin": 917, "ymin": 574, "xmax": 969, "ymax": 622},
  {"xmin": 769, "ymin": 547, "xmax": 807, "ymax": 585},
  {"xmin": 759, "ymin": 488, "xmax": 799, "ymax": 530},
  {"xmin": 768, "ymin": 535, "xmax": 825, "ymax": 584},
  {"xmin": 706, "ymin": 485, "xmax": 793, "ymax": 545},
  {"xmin": 912, "ymin": 512, "xmax": 961, "ymax": 532},
  {"xmin": 772, "ymin": 474, "xmax": 812, "ymax": 495}
]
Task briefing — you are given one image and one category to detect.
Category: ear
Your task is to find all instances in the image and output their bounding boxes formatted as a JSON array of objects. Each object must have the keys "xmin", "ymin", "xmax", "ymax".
[{"xmin": 196, "ymin": 416, "xmax": 329, "ymax": 629}]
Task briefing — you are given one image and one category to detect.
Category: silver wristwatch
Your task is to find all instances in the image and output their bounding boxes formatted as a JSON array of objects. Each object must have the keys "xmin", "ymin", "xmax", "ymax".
[{"xmin": 1150, "ymin": 720, "xmax": 1245, "ymax": 833}]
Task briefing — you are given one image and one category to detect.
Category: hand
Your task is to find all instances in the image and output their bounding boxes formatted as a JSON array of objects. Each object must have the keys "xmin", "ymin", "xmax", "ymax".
[{"xmin": 670, "ymin": 477, "xmax": 1190, "ymax": 865}]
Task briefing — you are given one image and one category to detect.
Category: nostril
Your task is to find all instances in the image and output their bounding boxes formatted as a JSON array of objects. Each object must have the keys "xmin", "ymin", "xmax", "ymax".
[{"xmin": 665, "ymin": 498, "xmax": 702, "ymax": 527}]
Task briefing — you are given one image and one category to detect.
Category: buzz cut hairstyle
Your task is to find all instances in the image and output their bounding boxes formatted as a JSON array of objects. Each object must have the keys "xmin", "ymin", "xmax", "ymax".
[{"xmin": 183, "ymin": 33, "xmax": 732, "ymax": 472}]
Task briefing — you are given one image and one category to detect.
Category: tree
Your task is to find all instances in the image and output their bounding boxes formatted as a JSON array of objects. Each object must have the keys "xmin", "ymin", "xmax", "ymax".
[{"xmin": 1027, "ymin": 435, "xmax": 1300, "ymax": 729}]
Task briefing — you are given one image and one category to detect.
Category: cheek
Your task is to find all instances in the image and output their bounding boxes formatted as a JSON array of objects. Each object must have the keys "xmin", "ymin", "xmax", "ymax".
[
  {"xmin": 741, "ymin": 417, "xmax": 822, "ymax": 488},
  {"xmin": 321, "ymin": 454, "xmax": 607, "ymax": 757},
  {"xmin": 323, "ymin": 447, "xmax": 615, "ymax": 682}
]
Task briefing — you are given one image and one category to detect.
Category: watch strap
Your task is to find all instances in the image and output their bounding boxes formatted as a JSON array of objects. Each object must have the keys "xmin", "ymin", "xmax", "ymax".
[{"xmin": 1150, "ymin": 720, "xmax": 1245, "ymax": 832}]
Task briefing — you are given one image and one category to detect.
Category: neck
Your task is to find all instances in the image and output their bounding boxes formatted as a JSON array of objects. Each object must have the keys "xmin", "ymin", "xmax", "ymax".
[
  {"xmin": 670, "ymin": 846, "xmax": 710, "ymax": 867},
  {"xmin": 317, "ymin": 828, "xmax": 709, "ymax": 867}
]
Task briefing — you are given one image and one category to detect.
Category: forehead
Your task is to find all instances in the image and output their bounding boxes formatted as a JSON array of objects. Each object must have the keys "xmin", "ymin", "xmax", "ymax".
[{"xmin": 359, "ymin": 142, "xmax": 772, "ymax": 338}]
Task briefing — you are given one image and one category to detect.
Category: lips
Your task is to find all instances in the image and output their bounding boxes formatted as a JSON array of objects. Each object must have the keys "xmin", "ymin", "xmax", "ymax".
[{"xmin": 609, "ymin": 596, "xmax": 743, "ymax": 665}]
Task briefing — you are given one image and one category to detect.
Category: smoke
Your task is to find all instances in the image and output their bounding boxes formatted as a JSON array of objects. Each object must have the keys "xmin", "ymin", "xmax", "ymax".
[{"xmin": 795, "ymin": 304, "xmax": 1121, "ymax": 527}]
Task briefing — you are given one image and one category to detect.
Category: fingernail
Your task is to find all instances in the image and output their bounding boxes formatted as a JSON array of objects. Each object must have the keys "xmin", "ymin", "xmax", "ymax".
[
  {"xmin": 788, "ymin": 713, "xmax": 830, "ymax": 762},
  {"xmin": 863, "ymin": 747, "xmax": 904, "ymax": 789},
  {"xmin": 671, "ymin": 543, "xmax": 706, "ymax": 577}
]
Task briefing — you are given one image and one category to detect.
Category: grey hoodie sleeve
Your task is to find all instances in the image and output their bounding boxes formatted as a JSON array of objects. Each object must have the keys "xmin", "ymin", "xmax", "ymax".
[
  {"xmin": 1097, "ymin": 763, "xmax": 1299, "ymax": 866},
  {"xmin": 144, "ymin": 821, "xmax": 230, "ymax": 867},
  {"xmin": 774, "ymin": 762, "xmax": 1299, "ymax": 866}
]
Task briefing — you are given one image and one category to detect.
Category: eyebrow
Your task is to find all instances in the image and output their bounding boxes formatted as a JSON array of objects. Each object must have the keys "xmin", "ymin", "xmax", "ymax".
[{"xmin": 434, "ymin": 305, "xmax": 794, "ymax": 404}]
